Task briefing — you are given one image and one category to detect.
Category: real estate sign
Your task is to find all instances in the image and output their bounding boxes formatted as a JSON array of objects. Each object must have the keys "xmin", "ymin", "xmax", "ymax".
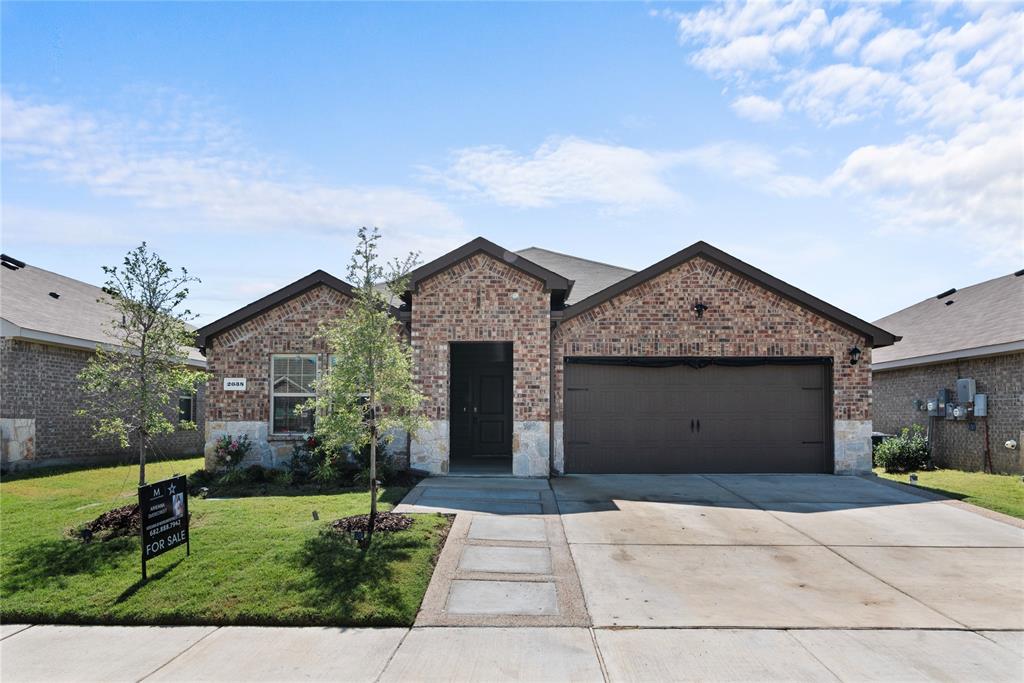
[{"xmin": 139, "ymin": 474, "xmax": 190, "ymax": 579}]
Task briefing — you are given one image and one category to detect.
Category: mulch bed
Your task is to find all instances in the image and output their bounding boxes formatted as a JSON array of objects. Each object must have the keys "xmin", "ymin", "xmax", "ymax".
[
  {"xmin": 329, "ymin": 512, "xmax": 413, "ymax": 534},
  {"xmin": 76, "ymin": 503, "xmax": 140, "ymax": 541}
]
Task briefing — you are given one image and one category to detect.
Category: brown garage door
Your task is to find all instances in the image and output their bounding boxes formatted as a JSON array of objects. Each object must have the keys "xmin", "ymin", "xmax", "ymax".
[{"xmin": 564, "ymin": 360, "xmax": 830, "ymax": 473}]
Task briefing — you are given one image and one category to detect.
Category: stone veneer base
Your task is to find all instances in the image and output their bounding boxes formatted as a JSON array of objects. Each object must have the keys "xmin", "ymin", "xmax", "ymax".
[
  {"xmin": 512, "ymin": 420, "xmax": 550, "ymax": 477},
  {"xmin": 834, "ymin": 419, "xmax": 873, "ymax": 474}
]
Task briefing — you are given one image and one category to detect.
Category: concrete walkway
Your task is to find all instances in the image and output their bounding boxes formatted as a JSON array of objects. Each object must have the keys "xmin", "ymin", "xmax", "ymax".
[
  {"xmin": 395, "ymin": 476, "xmax": 589, "ymax": 626},
  {"xmin": 3, "ymin": 623, "xmax": 1023, "ymax": 682}
]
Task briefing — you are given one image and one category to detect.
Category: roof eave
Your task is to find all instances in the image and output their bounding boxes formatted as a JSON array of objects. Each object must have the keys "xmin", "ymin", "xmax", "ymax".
[
  {"xmin": 195, "ymin": 270, "xmax": 356, "ymax": 348},
  {"xmin": 873, "ymin": 339, "xmax": 1024, "ymax": 371},
  {"xmin": 405, "ymin": 237, "xmax": 573, "ymax": 296}
]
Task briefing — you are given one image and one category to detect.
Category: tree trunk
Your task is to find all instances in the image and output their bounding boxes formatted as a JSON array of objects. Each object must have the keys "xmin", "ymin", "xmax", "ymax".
[
  {"xmin": 138, "ymin": 432, "xmax": 146, "ymax": 487},
  {"xmin": 364, "ymin": 420, "xmax": 378, "ymax": 549}
]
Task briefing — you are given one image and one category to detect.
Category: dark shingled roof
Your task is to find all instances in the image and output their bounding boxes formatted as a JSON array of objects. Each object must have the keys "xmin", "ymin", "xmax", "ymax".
[
  {"xmin": 515, "ymin": 247, "xmax": 635, "ymax": 305},
  {"xmin": 872, "ymin": 271, "xmax": 1024, "ymax": 369},
  {"xmin": 0, "ymin": 260, "xmax": 205, "ymax": 365}
]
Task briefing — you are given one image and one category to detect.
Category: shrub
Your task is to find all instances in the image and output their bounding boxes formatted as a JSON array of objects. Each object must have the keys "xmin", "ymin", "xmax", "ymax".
[
  {"xmin": 213, "ymin": 434, "xmax": 252, "ymax": 469},
  {"xmin": 874, "ymin": 424, "xmax": 931, "ymax": 473},
  {"xmin": 286, "ymin": 437, "xmax": 352, "ymax": 485}
]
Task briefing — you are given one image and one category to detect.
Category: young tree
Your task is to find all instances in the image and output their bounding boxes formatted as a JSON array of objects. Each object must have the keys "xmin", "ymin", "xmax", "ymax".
[
  {"xmin": 77, "ymin": 243, "xmax": 211, "ymax": 486},
  {"xmin": 306, "ymin": 227, "xmax": 424, "ymax": 548}
]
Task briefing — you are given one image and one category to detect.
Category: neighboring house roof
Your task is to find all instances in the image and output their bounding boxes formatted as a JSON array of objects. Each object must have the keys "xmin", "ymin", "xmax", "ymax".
[
  {"xmin": 558, "ymin": 240, "xmax": 899, "ymax": 349},
  {"xmin": 515, "ymin": 247, "xmax": 635, "ymax": 304},
  {"xmin": 872, "ymin": 270, "xmax": 1024, "ymax": 370},
  {"xmin": 405, "ymin": 237, "xmax": 575, "ymax": 301},
  {"xmin": 195, "ymin": 270, "xmax": 356, "ymax": 348},
  {"xmin": 0, "ymin": 257, "xmax": 206, "ymax": 366}
]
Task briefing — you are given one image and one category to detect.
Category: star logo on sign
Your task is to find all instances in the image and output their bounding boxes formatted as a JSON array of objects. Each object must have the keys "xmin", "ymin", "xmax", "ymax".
[{"xmin": 168, "ymin": 483, "xmax": 177, "ymax": 495}]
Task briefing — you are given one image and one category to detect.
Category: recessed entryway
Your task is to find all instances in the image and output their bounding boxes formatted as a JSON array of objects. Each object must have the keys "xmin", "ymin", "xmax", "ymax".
[{"xmin": 450, "ymin": 342, "xmax": 513, "ymax": 475}]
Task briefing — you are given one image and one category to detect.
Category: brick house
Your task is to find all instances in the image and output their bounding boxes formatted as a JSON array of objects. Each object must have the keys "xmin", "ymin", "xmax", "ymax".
[
  {"xmin": 0, "ymin": 255, "xmax": 207, "ymax": 470},
  {"xmin": 872, "ymin": 271, "xmax": 1024, "ymax": 474},
  {"xmin": 196, "ymin": 238, "xmax": 897, "ymax": 477}
]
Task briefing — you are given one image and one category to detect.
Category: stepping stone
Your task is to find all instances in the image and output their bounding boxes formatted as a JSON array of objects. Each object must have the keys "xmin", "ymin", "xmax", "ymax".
[
  {"xmin": 459, "ymin": 546, "xmax": 552, "ymax": 574},
  {"xmin": 468, "ymin": 517, "xmax": 547, "ymax": 543},
  {"xmin": 420, "ymin": 488, "xmax": 541, "ymax": 502},
  {"xmin": 447, "ymin": 580, "xmax": 558, "ymax": 615}
]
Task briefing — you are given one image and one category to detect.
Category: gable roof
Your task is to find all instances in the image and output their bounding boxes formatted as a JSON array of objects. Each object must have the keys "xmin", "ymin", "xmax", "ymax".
[
  {"xmin": 559, "ymin": 240, "xmax": 899, "ymax": 348},
  {"xmin": 405, "ymin": 237, "xmax": 574, "ymax": 298},
  {"xmin": 872, "ymin": 271, "xmax": 1024, "ymax": 370},
  {"xmin": 515, "ymin": 247, "xmax": 635, "ymax": 304},
  {"xmin": 195, "ymin": 270, "xmax": 355, "ymax": 348},
  {"xmin": 0, "ymin": 258, "xmax": 206, "ymax": 366}
]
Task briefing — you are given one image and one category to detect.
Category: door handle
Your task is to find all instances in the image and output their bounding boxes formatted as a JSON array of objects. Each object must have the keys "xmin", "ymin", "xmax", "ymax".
[
  {"xmin": 697, "ymin": 419, "xmax": 701, "ymax": 432},
  {"xmin": 690, "ymin": 419, "xmax": 695, "ymax": 433}
]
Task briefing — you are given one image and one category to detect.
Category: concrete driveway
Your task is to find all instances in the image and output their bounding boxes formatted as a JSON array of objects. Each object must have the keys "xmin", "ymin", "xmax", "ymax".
[{"xmin": 553, "ymin": 474, "xmax": 1024, "ymax": 630}]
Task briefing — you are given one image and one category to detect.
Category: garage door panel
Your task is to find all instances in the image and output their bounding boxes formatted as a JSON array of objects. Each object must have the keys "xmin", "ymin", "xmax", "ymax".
[{"xmin": 565, "ymin": 361, "xmax": 829, "ymax": 474}]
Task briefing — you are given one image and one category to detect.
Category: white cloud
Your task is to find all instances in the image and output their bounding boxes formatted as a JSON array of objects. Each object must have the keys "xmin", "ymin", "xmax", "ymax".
[
  {"xmin": 731, "ymin": 94, "xmax": 784, "ymax": 121},
  {"xmin": 664, "ymin": 1, "xmax": 1024, "ymax": 265},
  {"xmin": 828, "ymin": 112, "xmax": 1024, "ymax": 257},
  {"xmin": 860, "ymin": 28, "xmax": 924, "ymax": 66},
  {"xmin": 428, "ymin": 137, "xmax": 684, "ymax": 208},
  {"xmin": 429, "ymin": 136, "xmax": 819, "ymax": 208},
  {"xmin": 1, "ymin": 91, "xmax": 463, "ymax": 238}
]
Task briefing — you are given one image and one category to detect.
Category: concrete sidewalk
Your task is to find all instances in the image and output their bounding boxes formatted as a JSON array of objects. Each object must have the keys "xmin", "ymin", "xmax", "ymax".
[{"xmin": 3, "ymin": 624, "xmax": 1023, "ymax": 682}]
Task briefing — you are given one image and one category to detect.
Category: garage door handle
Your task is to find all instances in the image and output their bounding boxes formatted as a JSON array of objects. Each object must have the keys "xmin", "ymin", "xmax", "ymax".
[
  {"xmin": 696, "ymin": 419, "xmax": 700, "ymax": 432},
  {"xmin": 690, "ymin": 419, "xmax": 694, "ymax": 432}
]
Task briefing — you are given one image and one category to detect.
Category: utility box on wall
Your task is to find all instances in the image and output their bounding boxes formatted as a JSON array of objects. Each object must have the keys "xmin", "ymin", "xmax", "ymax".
[
  {"xmin": 957, "ymin": 378, "xmax": 977, "ymax": 403},
  {"xmin": 974, "ymin": 393, "xmax": 988, "ymax": 417}
]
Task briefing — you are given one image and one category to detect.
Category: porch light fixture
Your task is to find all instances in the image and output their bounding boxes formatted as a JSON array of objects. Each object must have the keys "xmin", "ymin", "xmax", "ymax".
[
  {"xmin": 849, "ymin": 346, "xmax": 862, "ymax": 365},
  {"xmin": 693, "ymin": 301, "xmax": 708, "ymax": 319}
]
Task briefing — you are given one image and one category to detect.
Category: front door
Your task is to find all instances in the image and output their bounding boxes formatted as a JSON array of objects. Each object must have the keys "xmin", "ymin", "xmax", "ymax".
[{"xmin": 450, "ymin": 343, "xmax": 513, "ymax": 459}]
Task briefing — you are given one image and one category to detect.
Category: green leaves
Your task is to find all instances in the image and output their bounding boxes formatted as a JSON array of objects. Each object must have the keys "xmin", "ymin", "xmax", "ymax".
[
  {"xmin": 76, "ymin": 243, "xmax": 212, "ymax": 465},
  {"xmin": 304, "ymin": 228, "xmax": 425, "ymax": 459}
]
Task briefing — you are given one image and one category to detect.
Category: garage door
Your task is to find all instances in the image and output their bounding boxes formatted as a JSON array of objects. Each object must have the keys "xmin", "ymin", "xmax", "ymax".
[{"xmin": 564, "ymin": 360, "xmax": 830, "ymax": 473}]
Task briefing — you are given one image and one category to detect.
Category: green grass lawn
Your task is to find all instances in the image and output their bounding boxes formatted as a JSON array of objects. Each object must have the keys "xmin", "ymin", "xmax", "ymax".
[
  {"xmin": 875, "ymin": 467, "xmax": 1024, "ymax": 520},
  {"xmin": 1, "ymin": 457, "xmax": 450, "ymax": 626}
]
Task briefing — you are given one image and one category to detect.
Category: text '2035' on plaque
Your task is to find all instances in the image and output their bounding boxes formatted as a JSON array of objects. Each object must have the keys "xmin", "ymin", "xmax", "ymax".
[{"xmin": 139, "ymin": 474, "xmax": 190, "ymax": 578}]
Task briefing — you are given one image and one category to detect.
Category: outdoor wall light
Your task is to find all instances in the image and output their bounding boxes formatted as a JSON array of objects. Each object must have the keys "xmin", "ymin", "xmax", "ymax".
[
  {"xmin": 693, "ymin": 301, "xmax": 708, "ymax": 319},
  {"xmin": 849, "ymin": 346, "xmax": 862, "ymax": 365}
]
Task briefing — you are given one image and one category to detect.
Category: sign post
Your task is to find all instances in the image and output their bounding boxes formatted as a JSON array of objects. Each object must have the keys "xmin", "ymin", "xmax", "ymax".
[{"xmin": 139, "ymin": 474, "xmax": 190, "ymax": 580}]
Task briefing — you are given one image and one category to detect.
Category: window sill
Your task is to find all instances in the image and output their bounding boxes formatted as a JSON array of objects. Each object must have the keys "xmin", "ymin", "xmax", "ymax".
[{"xmin": 268, "ymin": 434, "xmax": 307, "ymax": 442}]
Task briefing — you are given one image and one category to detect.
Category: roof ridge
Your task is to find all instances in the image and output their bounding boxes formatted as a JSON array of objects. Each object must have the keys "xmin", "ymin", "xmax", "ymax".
[{"xmin": 516, "ymin": 246, "xmax": 635, "ymax": 272}]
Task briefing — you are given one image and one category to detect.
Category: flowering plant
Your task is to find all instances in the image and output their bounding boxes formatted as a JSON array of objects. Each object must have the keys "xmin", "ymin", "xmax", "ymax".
[{"xmin": 214, "ymin": 434, "xmax": 252, "ymax": 469}]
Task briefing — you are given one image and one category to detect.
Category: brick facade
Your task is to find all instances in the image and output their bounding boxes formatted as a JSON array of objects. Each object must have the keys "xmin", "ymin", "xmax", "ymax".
[
  {"xmin": 551, "ymin": 257, "xmax": 872, "ymax": 473},
  {"xmin": 873, "ymin": 352, "xmax": 1024, "ymax": 474},
  {"xmin": 411, "ymin": 253, "xmax": 550, "ymax": 421},
  {"xmin": 202, "ymin": 284, "xmax": 356, "ymax": 468},
  {"xmin": 0, "ymin": 338, "xmax": 204, "ymax": 468},
  {"xmin": 409, "ymin": 253, "xmax": 551, "ymax": 476},
  {"xmin": 196, "ymin": 247, "xmax": 881, "ymax": 477}
]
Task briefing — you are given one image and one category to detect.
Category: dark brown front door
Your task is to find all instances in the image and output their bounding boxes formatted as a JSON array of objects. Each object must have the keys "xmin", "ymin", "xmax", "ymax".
[
  {"xmin": 564, "ymin": 360, "xmax": 830, "ymax": 473},
  {"xmin": 451, "ymin": 343, "xmax": 513, "ymax": 458}
]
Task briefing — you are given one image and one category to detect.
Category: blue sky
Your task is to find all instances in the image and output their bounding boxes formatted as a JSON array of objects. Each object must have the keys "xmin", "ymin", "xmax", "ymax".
[{"xmin": 3, "ymin": 1, "xmax": 1021, "ymax": 325}]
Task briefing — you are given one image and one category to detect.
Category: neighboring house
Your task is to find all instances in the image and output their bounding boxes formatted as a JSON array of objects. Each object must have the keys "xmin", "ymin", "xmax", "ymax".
[
  {"xmin": 872, "ymin": 271, "xmax": 1024, "ymax": 474},
  {"xmin": 196, "ymin": 238, "xmax": 896, "ymax": 477},
  {"xmin": 0, "ymin": 255, "xmax": 207, "ymax": 470}
]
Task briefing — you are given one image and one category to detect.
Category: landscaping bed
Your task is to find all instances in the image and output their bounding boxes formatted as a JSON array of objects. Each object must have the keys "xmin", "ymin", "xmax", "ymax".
[
  {"xmin": 875, "ymin": 467, "xmax": 1024, "ymax": 520},
  {"xmin": 1, "ymin": 457, "xmax": 451, "ymax": 626}
]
